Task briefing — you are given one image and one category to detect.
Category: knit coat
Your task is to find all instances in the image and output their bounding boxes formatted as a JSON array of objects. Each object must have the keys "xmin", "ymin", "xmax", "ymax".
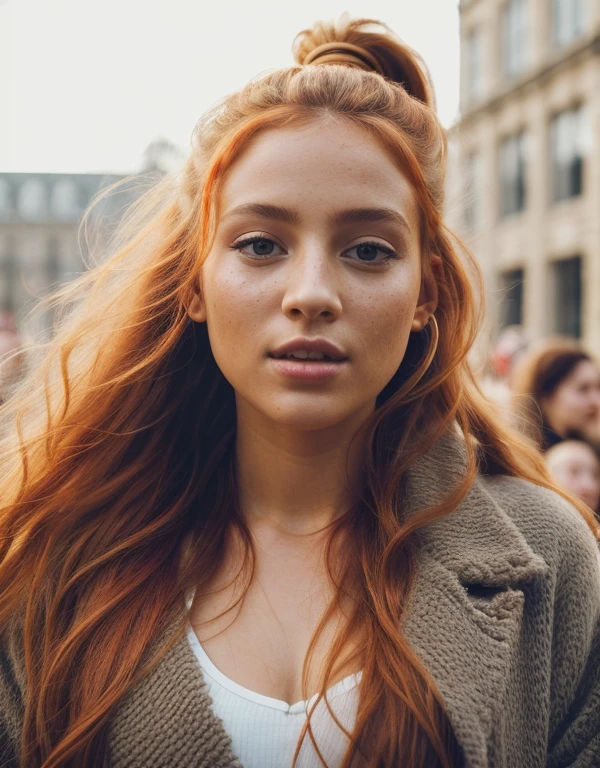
[{"xmin": 1, "ymin": 433, "xmax": 600, "ymax": 767}]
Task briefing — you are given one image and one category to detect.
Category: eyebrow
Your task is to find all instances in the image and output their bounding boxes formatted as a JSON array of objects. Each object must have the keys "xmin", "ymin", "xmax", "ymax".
[
  {"xmin": 222, "ymin": 203, "xmax": 412, "ymax": 233},
  {"xmin": 329, "ymin": 207, "xmax": 411, "ymax": 233},
  {"xmin": 222, "ymin": 203, "xmax": 299, "ymax": 225}
]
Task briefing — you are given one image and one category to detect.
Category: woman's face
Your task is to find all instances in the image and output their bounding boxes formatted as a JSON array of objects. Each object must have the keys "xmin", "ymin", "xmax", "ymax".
[
  {"xmin": 546, "ymin": 442, "xmax": 600, "ymax": 512},
  {"xmin": 188, "ymin": 120, "xmax": 436, "ymax": 432},
  {"xmin": 543, "ymin": 360, "xmax": 600, "ymax": 438}
]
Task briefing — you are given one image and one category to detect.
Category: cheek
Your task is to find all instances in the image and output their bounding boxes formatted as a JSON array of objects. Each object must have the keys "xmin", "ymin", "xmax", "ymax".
[
  {"xmin": 349, "ymin": 283, "xmax": 420, "ymax": 392},
  {"xmin": 561, "ymin": 388, "xmax": 587, "ymax": 414},
  {"xmin": 551, "ymin": 386, "xmax": 578, "ymax": 417},
  {"xmin": 354, "ymin": 281, "xmax": 419, "ymax": 356},
  {"xmin": 201, "ymin": 263, "xmax": 269, "ymax": 370}
]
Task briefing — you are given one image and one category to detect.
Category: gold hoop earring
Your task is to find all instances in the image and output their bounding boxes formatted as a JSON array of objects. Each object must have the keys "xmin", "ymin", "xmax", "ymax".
[
  {"xmin": 375, "ymin": 315, "xmax": 439, "ymax": 408},
  {"xmin": 420, "ymin": 315, "xmax": 439, "ymax": 373}
]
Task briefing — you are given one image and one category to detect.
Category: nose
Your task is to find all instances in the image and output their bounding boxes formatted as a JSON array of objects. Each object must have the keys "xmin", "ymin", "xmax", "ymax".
[{"xmin": 281, "ymin": 246, "xmax": 343, "ymax": 322}]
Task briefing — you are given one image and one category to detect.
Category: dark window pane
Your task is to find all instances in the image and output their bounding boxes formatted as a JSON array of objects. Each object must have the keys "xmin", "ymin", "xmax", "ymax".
[
  {"xmin": 551, "ymin": 106, "xmax": 585, "ymax": 202},
  {"xmin": 499, "ymin": 133, "xmax": 527, "ymax": 217},
  {"xmin": 499, "ymin": 268, "xmax": 524, "ymax": 328},
  {"xmin": 552, "ymin": 256, "xmax": 582, "ymax": 338},
  {"xmin": 47, "ymin": 235, "xmax": 60, "ymax": 287},
  {"xmin": 1, "ymin": 234, "xmax": 17, "ymax": 315}
]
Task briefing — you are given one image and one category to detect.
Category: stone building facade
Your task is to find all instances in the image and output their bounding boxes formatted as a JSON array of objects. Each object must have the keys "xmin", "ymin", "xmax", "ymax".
[
  {"xmin": 447, "ymin": 0, "xmax": 600, "ymax": 357},
  {"xmin": 0, "ymin": 173, "xmax": 128, "ymax": 334}
]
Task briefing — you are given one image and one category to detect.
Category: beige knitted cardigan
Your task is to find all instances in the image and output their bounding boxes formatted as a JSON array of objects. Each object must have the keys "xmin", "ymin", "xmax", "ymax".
[{"xmin": 1, "ymin": 434, "xmax": 600, "ymax": 767}]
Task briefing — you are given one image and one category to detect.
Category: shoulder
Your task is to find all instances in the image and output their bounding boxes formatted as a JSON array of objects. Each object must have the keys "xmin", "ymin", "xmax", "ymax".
[
  {"xmin": 481, "ymin": 474, "xmax": 600, "ymax": 576},
  {"xmin": 481, "ymin": 474, "xmax": 600, "ymax": 661},
  {"xmin": 479, "ymin": 479, "xmax": 600, "ymax": 761}
]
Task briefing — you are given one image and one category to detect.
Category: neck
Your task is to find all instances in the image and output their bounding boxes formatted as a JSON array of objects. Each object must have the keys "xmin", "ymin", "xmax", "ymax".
[{"xmin": 234, "ymin": 401, "xmax": 371, "ymax": 535}]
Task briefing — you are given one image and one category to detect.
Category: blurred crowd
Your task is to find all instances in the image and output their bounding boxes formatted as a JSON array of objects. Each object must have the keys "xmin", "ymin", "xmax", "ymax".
[
  {"xmin": 482, "ymin": 327, "xmax": 600, "ymax": 517},
  {"xmin": 1, "ymin": 315, "xmax": 599, "ymax": 518}
]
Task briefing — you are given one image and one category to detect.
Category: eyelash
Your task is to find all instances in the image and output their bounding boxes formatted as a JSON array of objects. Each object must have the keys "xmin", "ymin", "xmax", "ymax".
[{"xmin": 231, "ymin": 235, "xmax": 400, "ymax": 264}]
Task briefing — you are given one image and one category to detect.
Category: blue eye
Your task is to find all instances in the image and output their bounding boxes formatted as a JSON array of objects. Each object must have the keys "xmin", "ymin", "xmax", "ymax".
[
  {"xmin": 233, "ymin": 236, "xmax": 285, "ymax": 259},
  {"xmin": 344, "ymin": 242, "xmax": 398, "ymax": 263}
]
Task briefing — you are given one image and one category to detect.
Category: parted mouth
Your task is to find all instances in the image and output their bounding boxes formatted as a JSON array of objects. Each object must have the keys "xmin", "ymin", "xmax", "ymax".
[{"xmin": 269, "ymin": 338, "xmax": 348, "ymax": 362}]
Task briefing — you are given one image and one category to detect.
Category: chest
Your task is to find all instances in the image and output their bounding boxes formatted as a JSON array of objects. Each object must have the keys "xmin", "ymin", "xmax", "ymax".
[{"xmin": 188, "ymin": 543, "xmax": 358, "ymax": 706}]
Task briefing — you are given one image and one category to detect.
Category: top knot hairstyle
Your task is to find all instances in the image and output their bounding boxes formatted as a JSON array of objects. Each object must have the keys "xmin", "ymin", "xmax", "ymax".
[
  {"xmin": 294, "ymin": 16, "xmax": 435, "ymax": 107},
  {"xmin": 0, "ymin": 15, "xmax": 597, "ymax": 768}
]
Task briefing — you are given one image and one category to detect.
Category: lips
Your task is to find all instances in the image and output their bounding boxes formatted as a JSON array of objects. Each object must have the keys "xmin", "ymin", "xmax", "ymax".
[
  {"xmin": 269, "ymin": 338, "xmax": 347, "ymax": 362},
  {"xmin": 275, "ymin": 350, "xmax": 337, "ymax": 362}
]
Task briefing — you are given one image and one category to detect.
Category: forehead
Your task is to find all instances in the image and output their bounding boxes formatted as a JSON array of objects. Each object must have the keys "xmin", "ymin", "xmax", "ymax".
[
  {"xmin": 553, "ymin": 443, "xmax": 599, "ymax": 467},
  {"xmin": 219, "ymin": 119, "xmax": 418, "ymax": 223},
  {"xmin": 571, "ymin": 360, "xmax": 600, "ymax": 381}
]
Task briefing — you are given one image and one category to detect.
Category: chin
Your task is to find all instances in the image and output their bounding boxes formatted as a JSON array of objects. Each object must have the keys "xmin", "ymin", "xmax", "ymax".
[
  {"xmin": 262, "ymin": 395, "xmax": 372, "ymax": 432},
  {"xmin": 269, "ymin": 408, "xmax": 354, "ymax": 432}
]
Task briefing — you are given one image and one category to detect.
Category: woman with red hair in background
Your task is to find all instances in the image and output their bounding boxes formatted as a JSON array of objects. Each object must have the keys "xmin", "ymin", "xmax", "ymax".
[
  {"xmin": 0, "ymin": 17, "xmax": 599, "ymax": 768},
  {"xmin": 511, "ymin": 339, "xmax": 600, "ymax": 452}
]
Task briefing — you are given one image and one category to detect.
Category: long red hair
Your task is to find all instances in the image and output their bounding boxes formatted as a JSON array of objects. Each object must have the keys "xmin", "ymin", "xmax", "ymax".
[{"xmin": 0, "ymin": 16, "xmax": 597, "ymax": 768}]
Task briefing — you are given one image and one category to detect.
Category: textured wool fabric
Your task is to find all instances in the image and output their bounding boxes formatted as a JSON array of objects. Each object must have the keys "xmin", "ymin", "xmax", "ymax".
[{"xmin": 1, "ymin": 431, "xmax": 600, "ymax": 767}]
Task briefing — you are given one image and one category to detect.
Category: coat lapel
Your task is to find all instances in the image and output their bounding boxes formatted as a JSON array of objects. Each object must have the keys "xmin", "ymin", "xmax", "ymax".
[
  {"xmin": 402, "ymin": 432, "xmax": 548, "ymax": 767},
  {"xmin": 109, "ymin": 630, "xmax": 244, "ymax": 768}
]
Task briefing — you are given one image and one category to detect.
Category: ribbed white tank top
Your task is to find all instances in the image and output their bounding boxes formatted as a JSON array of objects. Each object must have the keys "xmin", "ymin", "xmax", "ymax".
[{"xmin": 186, "ymin": 625, "xmax": 361, "ymax": 768}]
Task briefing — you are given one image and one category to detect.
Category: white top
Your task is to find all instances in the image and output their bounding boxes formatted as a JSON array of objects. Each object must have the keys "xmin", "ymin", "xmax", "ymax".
[{"xmin": 186, "ymin": 625, "xmax": 361, "ymax": 768}]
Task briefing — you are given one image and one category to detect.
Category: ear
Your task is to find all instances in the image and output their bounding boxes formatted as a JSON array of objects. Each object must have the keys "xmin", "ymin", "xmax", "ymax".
[
  {"xmin": 185, "ymin": 279, "xmax": 207, "ymax": 323},
  {"xmin": 411, "ymin": 255, "xmax": 440, "ymax": 332}
]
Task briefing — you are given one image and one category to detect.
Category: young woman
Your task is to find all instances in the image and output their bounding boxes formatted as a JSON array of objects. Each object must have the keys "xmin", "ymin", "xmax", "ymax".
[
  {"xmin": 1, "ymin": 17, "xmax": 599, "ymax": 768},
  {"xmin": 511, "ymin": 339, "xmax": 600, "ymax": 451},
  {"xmin": 546, "ymin": 440, "xmax": 600, "ymax": 514}
]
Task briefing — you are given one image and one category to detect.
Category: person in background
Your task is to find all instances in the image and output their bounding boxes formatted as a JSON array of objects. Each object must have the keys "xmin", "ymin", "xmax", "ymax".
[
  {"xmin": 511, "ymin": 338, "xmax": 600, "ymax": 451},
  {"xmin": 546, "ymin": 440, "xmax": 600, "ymax": 515},
  {"xmin": 479, "ymin": 325, "xmax": 528, "ymax": 409}
]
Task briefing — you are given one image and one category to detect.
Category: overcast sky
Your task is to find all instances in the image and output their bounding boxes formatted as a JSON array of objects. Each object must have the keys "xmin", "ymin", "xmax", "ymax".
[{"xmin": 0, "ymin": 0, "xmax": 460, "ymax": 175}]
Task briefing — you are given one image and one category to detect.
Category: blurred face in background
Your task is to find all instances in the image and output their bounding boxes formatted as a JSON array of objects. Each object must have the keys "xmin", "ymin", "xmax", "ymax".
[
  {"xmin": 546, "ymin": 440, "xmax": 600, "ymax": 512},
  {"xmin": 542, "ymin": 360, "xmax": 600, "ymax": 438}
]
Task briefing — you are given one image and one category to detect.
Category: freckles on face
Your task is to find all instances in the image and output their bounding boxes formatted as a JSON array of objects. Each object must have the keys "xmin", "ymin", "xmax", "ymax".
[{"xmin": 197, "ymin": 120, "xmax": 427, "ymax": 429}]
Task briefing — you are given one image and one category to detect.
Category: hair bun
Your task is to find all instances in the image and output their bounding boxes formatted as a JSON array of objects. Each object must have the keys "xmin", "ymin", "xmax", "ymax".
[
  {"xmin": 293, "ymin": 15, "xmax": 435, "ymax": 109},
  {"xmin": 303, "ymin": 42, "xmax": 386, "ymax": 76}
]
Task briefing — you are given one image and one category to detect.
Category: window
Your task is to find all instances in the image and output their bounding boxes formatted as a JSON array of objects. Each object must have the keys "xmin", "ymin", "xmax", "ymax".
[
  {"xmin": 499, "ymin": 132, "xmax": 527, "ymax": 217},
  {"xmin": 466, "ymin": 27, "xmax": 484, "ymax": 102},
  {"xmin": 464, "ymin": 151, "xmax": 483, "ymax": 230},
  {"xmin": 502, "ymin": 0, "xmax": 528, "ymax": 77},
  {"xmin": 0, "ymin": 235, "xmax": 18, "ymax": 314},
  {"xmin": 550, "ymin": 105, "xmax": 587, "ymax": 202},
  {"xmin": 52, "ymin": 179, "xmax": 80, "ymax": 219},
  {"xmin": 499, "ymin": 269, "xmax": 525, "ymax": 327},
  {"xmin": 18, "ymin": 178, "xmax": 47, "ymax": 219},
  {"xmin": 552, "ymin": 0, "xmax": 584, "ymax": 47},
  {"xmin": 551, "ymin": 256, "xmax": 582, "ymax": 337},
  {"xmin": 46, "ymin": 235, "xmax": 60, "ymax": 287},
  {"xmin": 0, "ymin": 178, "xmax": 11, "ymax": 215}
]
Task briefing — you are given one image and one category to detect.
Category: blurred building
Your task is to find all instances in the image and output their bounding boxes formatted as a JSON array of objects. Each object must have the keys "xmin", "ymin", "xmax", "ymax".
[
  {"xmin": 447, "ymin": 0, "xmax": 600, "ymax": 357},
  {"xmin": 0, "ymin": 173, "xmax": 126, "ymax": 333},
  {"xmin": 0, "ymin": 139, "xmax": 182, "ymax": 336}
]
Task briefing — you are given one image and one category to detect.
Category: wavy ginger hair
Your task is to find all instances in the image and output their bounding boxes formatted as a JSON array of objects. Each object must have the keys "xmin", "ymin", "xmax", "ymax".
[{"xmin": 0, "ymin": 16, "xmax": 598, "ymax": 768}]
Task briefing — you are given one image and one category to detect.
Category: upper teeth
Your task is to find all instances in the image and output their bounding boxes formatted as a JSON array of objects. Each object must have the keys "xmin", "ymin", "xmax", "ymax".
[{"xmin": 284, "ymin": 350, "xmax": 328, "ymax": 360}]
